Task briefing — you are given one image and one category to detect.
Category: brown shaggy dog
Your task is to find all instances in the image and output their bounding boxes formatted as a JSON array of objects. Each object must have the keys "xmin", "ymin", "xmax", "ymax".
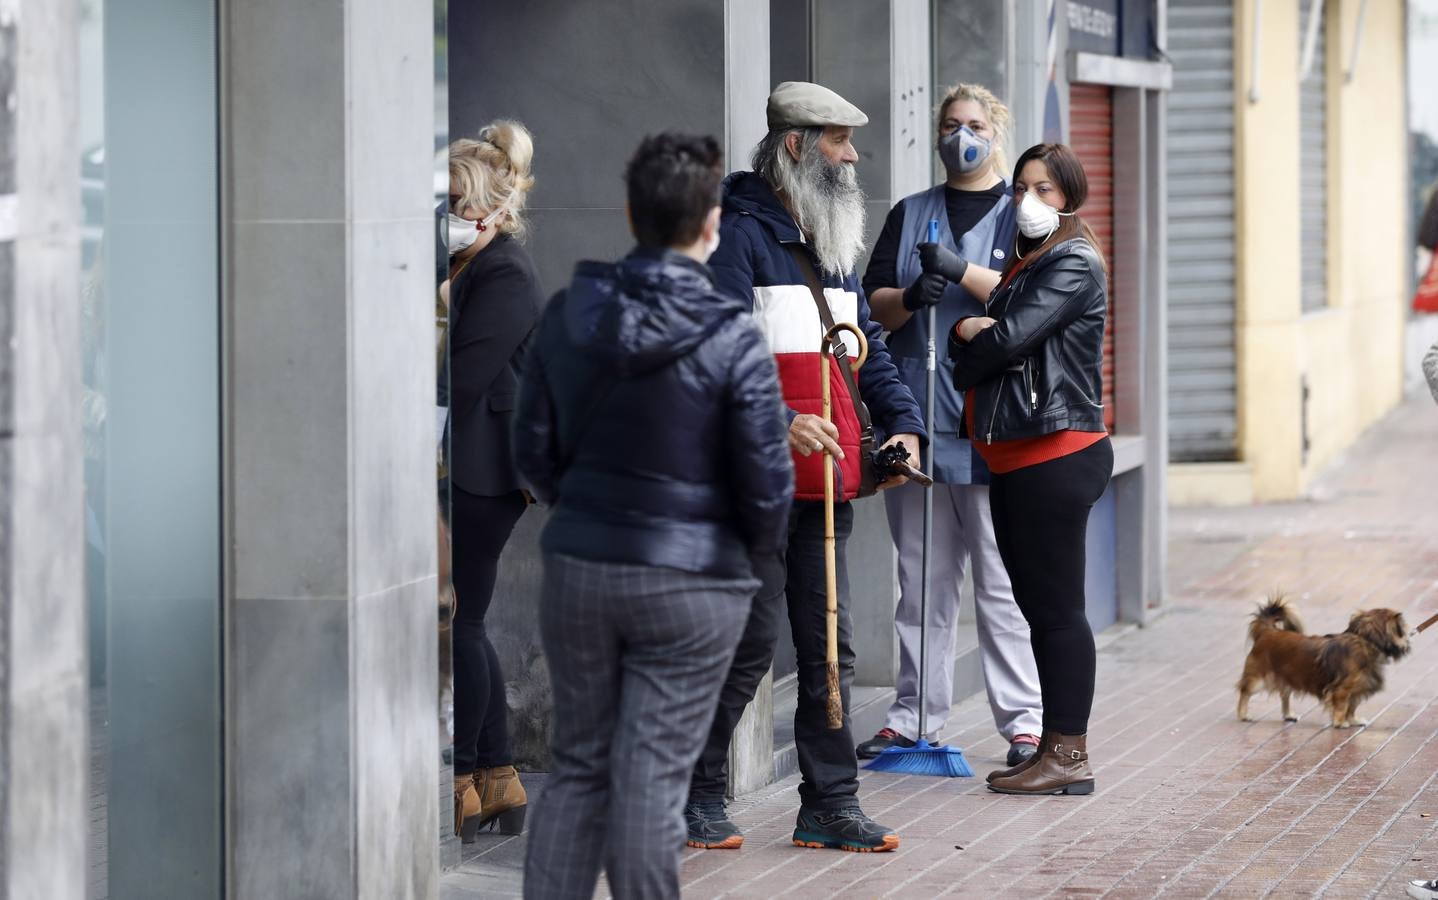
[{"xmin": 1236, "ymin": 598, "xmax": 1410, "ymax": 728}]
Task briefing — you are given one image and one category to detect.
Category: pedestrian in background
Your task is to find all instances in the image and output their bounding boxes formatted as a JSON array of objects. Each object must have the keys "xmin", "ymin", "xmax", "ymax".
[
  {"xmin": 684, "ymin": 82, "xmax": 923, "ymax": 854},
  {"xmin": 1412, "ymin": 339, "xmax": 1438, "ymax": 899},
  {"xmin": 950, "ymin": 143, "xmax": 1112, "ymax": 795},
  {"xmin": 445, "ymin": 121, "xmax": 542, "ymax": 841},
  {"xmin": 857, "ymin": 82, "xmax": 1044, "ymax": 770},
  {"xmin": 515, "ymin": 133, "xmax": 793, "ymax": 899}
]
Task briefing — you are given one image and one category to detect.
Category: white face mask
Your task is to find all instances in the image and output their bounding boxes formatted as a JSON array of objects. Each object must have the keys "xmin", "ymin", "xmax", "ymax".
[
  {"xmin": 1016, "ymin": 191, "xmax": 1071, "ymax": 241},
  {"xmin": 446, "ymin": 207, "xmax": 506, "ymax": 255}
]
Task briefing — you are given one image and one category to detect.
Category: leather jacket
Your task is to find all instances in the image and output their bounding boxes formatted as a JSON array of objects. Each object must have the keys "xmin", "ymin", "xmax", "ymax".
[{"xmin": 948, "ymin": 237, "xmax": 1108, "ymax": 444}]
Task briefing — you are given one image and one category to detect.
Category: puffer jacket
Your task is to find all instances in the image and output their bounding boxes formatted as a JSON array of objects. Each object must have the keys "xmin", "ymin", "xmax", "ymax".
[
  {"xmin": 512, "ymin": 247, "xmax": 794, "ymax": 578},
  {"xmin": 710, "ymin": 171, "xmax": 925, "ymax": 501},
  {"xmin": 949, "ymin": 237, "xmax": 1108, "ymax": 444}
]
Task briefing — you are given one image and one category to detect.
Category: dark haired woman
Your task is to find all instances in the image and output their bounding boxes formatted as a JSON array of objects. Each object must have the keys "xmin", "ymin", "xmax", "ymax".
[
  {"xmin": 949, "ymin": 143, "xmax": 1112, "ymax": 796},
  {"xmin": 515, "ymin": 132, "xmax": 793, "ymax": 899}
]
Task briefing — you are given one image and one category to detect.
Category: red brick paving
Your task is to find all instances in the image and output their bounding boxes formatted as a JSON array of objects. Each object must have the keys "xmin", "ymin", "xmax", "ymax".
[{"xmin": 680, "ymin": 396, "xmax": 1438, "ymax": 899}]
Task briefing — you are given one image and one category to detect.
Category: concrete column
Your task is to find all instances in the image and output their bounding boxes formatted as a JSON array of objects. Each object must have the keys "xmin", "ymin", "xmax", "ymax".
[
  {"xmin": 223, "ymin": 0, "xmax": 438, "ymax": 897},
  {"xmin": 0, "ymin": 1, "xmax": 87, "ymax": 898}
]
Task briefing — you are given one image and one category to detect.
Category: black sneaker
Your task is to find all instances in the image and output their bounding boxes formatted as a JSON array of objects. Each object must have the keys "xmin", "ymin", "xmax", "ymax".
[
  {"xmin": 684, "ymin": 799, "xmax": 743, "ymax": 849},
  {"xmin": 1006, "ymin": 735, "xmax": 1041, "ymax": 768},
  {"xmin": 856, "ymin": 728, "xmax": 916, "ymax": 760},
  {"xmin": 792, "ymin": 806, "xmax": 898, "ymax": 853}
]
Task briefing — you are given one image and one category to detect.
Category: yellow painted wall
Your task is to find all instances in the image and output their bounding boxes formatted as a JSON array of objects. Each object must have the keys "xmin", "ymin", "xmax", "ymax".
[
  {"xmin": 1298, "ymin": 0, "xmax": 1408, "ymax": 482},
  {"xmin": 1228, "ymin": 0, "xmax": 1407, "ymax": 502}
]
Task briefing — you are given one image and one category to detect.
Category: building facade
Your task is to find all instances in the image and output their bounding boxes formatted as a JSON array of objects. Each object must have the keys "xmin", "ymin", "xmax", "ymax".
[
  {"xmin": 1, "ymin": 1, "xmax": 1170, "ymax": 896},
  {"xmin": 1166, "ymin": 0, "xmax": 1411, "ymax": 504}
]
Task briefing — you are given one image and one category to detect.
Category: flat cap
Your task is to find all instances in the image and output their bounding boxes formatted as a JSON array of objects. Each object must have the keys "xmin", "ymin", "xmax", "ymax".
[{"xmin": 766, "ymin": 81, "xmax": 869, "ymax": 130}]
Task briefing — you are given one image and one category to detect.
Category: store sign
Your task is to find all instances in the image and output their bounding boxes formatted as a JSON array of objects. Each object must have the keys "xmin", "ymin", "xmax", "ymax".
[{"xmin": 1065, "ymin": 0, "xmax": 1159, "ymax": 60}]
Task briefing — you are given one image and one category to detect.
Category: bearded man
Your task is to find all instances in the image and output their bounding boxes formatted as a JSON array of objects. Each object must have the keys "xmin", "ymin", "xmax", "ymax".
[{"xmin": 683, "ymin": 82, "xmax": 924, "ymax": 854}]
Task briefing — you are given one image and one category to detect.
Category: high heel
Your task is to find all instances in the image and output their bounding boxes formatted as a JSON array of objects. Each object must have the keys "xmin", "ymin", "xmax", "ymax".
[
  {"xmin": 454, "ymin": 772, "xmax": 483, "ymax": 844},
  {"xmin": 486, "ymin": 804, "xmax": 527, "ymax": 835}
]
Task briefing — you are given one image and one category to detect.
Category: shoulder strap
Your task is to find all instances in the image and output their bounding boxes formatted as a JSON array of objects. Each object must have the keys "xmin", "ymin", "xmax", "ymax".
[
  {"xmin": 784, "ymin": 244, "xmax": 877, "ymax": 496},
  {"xmin": 784, "ymin": 244, "xmax": 873, "ymax": 434}
]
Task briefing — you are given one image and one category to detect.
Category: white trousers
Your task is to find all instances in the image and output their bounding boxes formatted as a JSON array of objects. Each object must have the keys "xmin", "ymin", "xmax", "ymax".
[{"xmin": 882, "ymin": 481, "xmax": 1043, "ymax": 741}]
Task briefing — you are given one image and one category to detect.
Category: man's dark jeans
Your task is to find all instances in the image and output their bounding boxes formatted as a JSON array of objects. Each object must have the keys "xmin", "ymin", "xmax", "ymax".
[{"xmin": 690, "ymin": 500, "xmax": 858, "ymax": 810}]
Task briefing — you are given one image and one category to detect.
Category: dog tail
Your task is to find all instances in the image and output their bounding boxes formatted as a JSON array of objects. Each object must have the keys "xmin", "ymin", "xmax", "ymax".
[{"xmin": 1250, "ymin": 596, "xmax": 1303, "ymax": 641}]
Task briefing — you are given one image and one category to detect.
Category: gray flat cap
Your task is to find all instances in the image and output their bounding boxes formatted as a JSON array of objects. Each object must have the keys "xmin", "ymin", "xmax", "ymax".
[{"xmin": 766, "ymin": 81, "xmax": 869, "ymax": 130}]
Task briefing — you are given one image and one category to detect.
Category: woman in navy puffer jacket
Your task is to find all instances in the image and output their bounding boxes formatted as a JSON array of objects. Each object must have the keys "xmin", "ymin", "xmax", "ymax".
[{"xmin": 515, "ymin": 133, "xmax": 793, "ymax": 900}]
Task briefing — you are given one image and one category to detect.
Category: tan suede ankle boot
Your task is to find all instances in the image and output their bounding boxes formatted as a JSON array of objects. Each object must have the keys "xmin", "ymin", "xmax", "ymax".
[
  {"xmin": 986, "ymin": 731, "xmax": 1048, "ymax": 784},
  {"xmin": 987, "ymin": 733, "xmax": 1094, "ymax": 796},
  {"xmin": 477, "ymin": 765, "xmax": 528, "ymax": 835},
  {"xmin": 454, "ymin": 772, "xmax": 482, "ymax": 843}
]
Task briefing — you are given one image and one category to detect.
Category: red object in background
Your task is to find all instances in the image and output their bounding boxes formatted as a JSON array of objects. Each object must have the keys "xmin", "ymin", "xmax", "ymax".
[
  {"xmin": 1069, "ymin": 83, "xmax": 1117, "ymax": 430},
  {"xmin": 1416, "ymin": 253, "xmax": 1438, "ymax": 314}
]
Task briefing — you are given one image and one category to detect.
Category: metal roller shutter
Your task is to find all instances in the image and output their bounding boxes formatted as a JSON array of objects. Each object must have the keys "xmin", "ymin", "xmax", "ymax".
[
  {"xmin": 1166, "ymin": 0, "xmax": 1238, "ymax": 461},
  {"xmin": 1069, "ymin": 83, "xmax": 1117, "ymax": 430},
  {"xmin": 1300, "ymin": 5, "xmax": 1328, "ymax": 313}
]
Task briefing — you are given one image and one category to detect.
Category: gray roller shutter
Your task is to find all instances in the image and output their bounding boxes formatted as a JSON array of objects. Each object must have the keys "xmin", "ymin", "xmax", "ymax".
[
  {"xmin": 1300, "ymin": 6, "xmax": 1328, "ymax": 313},
  {"xmin": 1166, "ymin": 0, "xmax": 1238, "ymax": 461}
]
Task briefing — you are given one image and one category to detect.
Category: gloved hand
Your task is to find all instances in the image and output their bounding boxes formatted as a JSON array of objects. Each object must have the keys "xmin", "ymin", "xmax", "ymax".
[
  {"xmin": 918, "ymin": 242, "xmax": 969, "ymax": 283},
  {"xmin": 902, "ymin": 272, "xmax": 947, "ymax": 311}
]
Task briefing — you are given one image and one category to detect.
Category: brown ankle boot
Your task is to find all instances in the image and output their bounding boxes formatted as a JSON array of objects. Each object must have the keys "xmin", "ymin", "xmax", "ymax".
[
  {"xmin": 986, "ymin": 731, "xmax": 1048, "ymax": 784},
  {"xmin": 454, "ymin": 772, "xmax": 482, "ymax": 843},
  {"xmin": 477, "ymin": 765, "xmax": 528, "ymax": 835},
  {"xmin": 987, "ymin": 733, "xmax": 1094, "ymax": 796}
]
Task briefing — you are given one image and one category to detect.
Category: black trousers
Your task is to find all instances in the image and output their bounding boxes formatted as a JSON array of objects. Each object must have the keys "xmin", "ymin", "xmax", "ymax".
[
  {"xmin": 987, "ymin": 437, "xmax": 1112, "ymax": 735},
  {"xmin": 690, "ymin": 500, "xmax": 858, "ymax": 810},
  {"xmin": 451, "ymin": 485, "xmax": 527, "ymax": 774}
]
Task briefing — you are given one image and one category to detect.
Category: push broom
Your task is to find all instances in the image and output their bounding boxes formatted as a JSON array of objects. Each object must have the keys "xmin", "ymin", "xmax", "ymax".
[{"xmin": 865, "ymin": 218, "xmax": 974, "ymax": 777}]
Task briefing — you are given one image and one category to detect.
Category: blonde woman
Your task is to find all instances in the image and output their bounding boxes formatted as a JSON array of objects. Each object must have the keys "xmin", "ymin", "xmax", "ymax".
[
  {"xmin": 445, "ymin": 120, "xmax": 542, "ymax": 841},
  {"xmin": 857, "ymin": 84, "xmax": 1045, "ymax": 769}
]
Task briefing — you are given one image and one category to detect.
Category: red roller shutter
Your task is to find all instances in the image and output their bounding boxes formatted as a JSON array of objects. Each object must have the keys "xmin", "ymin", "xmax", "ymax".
[{"xmin": 1068, "ymin": 83, "xmax": 1117, "ymax": 430}]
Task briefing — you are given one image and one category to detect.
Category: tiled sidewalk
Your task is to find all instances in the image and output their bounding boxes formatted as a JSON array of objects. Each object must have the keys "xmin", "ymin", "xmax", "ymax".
[{"xmin": 444, "ymin": 393, "xmax": 1438, "ymax": 898}]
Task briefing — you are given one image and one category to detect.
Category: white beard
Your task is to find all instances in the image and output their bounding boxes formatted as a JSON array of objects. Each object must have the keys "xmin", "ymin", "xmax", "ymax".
[{"xmin": 776, "ymin": 146, "xmax": 867, "ymax": 278}]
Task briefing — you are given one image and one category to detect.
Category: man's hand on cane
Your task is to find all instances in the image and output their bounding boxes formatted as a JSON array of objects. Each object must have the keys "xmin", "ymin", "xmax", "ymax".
[{"xmin": 790, "ymin": 413, "xmax": 845, "ymax": 459}]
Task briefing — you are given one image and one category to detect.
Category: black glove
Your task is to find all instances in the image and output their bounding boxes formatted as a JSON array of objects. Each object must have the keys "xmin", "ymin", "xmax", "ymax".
[
  {"xmin": 918, "ymin": 242, "xmax": 969, "ymax": 283},
  {"xmin": 902, "ymin": 272, "xmax": 947, "ymax": 311}
]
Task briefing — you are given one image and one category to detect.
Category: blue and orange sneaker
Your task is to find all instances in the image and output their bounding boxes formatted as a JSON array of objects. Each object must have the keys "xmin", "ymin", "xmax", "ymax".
[{"xmin": 792, "ymin": 806, "xmax": 898, "ymax": 853}]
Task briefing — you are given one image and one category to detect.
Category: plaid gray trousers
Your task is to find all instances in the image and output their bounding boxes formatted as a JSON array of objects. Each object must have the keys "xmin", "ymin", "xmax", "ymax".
[{"xmin": 523, "ymin": 553, "xmax": 756, "ymax": 900}]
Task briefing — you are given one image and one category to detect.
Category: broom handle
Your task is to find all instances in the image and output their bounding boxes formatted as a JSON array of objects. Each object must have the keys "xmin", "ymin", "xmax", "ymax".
[
  {"xmin": 1417, "ymin": 611, "xmax": 1438, "ymax": 633},
  {"xmin": 918, "ymin": 219, "xmax": 940, "ymax": 743}
]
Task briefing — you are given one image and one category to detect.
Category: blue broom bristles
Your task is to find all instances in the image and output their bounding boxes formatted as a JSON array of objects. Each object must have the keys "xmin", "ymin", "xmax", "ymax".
[{"xmin": 863, "ymin": 739, "xmax": 974, "ymax": 777}]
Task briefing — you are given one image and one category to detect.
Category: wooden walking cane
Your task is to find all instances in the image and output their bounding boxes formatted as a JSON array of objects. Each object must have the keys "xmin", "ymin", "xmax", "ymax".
[{"xmin": 820, "ymin": 322, "xmax": 869, "ymax": 730}]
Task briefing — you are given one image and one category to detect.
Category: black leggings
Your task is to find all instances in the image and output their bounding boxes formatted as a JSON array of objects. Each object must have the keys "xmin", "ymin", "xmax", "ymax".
[
  {"xmin": 987, "ymin": 437, "xmax": 1112, "ymax": 735},
  {"xmin": 450, "ymin": 486, "xmax": 527, "ymax": 774}
]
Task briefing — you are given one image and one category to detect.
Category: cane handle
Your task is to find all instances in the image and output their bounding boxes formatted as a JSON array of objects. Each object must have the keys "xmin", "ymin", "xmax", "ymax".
[{"xmin": 821, "ymin": 322, "xmax": 868, "ymax": 372}]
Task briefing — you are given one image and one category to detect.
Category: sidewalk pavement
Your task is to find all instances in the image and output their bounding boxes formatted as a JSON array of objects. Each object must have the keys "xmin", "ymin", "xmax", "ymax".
[{"xmin": 443, "ymin": 392, "xmax": 1438, "ymax": 899}]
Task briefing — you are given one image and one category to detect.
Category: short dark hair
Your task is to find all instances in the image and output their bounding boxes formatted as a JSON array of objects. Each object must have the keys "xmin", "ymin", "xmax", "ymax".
[{"xmin": 624, "ymin": 133, "xmax": 724, "ymax": 248}]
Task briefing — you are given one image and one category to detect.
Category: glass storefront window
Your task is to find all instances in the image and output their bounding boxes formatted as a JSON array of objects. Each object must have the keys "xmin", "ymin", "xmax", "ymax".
[{"xmin": 81, "ymin": 0, "xmax": 223, "ymax": 896}]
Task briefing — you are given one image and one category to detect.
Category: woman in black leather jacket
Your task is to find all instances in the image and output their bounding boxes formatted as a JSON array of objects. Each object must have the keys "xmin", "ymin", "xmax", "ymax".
[
  {"xmin": 514, "ymin": 134, "xmax": 793, "ymax": 898},
  {"xmin": 949, "ymin": 143, "xmax": 1113, "ymax": 796}
]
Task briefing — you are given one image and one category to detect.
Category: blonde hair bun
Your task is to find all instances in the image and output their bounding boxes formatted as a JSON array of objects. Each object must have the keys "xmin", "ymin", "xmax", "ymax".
[
  {"xmin": 479, "ymin": 120, "xmax": 536, "ymax": 191},
  {"xmin": 449, "ymin": 119, "xmax": 537, "ymax": 239}
]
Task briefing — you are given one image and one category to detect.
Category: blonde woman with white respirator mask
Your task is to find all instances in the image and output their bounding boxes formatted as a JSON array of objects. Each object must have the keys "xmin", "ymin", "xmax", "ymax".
[{"xmin": 442, "ymin": 120, "xmax": 543, "ymax": 843}]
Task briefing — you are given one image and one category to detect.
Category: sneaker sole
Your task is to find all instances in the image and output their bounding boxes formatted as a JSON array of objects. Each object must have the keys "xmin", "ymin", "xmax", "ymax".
[
  {"xmin": 791, "ymin": 831, "xmax": 899, "ymax": 853},
  {"xmin": 686, "ymin": 835, "xmax": 743, "ymax": 850}
]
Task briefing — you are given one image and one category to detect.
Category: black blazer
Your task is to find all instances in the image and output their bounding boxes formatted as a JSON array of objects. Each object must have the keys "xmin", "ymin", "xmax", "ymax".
[{"xmin": 447, "ymin": 233, "xmax": 543, "ymax": 496}]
